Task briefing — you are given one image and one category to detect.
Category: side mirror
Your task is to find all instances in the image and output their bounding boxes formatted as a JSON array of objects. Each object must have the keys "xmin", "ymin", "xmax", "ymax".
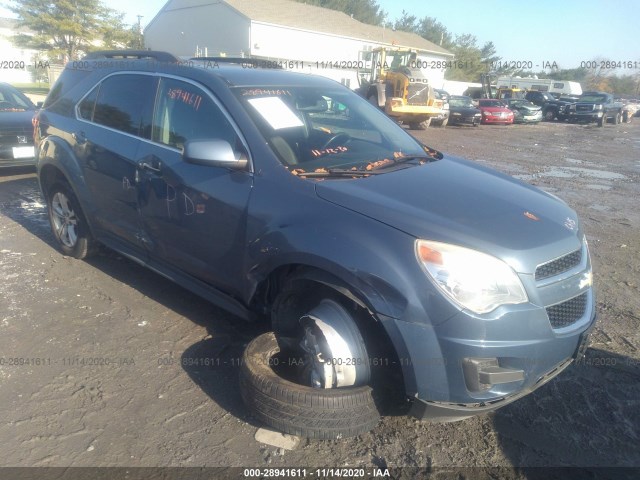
[{"xmin": 183, "ymin": 139, "xmax": 248, "ymax": 170}]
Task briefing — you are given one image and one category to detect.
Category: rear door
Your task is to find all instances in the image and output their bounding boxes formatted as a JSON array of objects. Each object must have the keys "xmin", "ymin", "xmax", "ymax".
[
  {"xmin": 135, "ymin": 77, "xmax": 253, "ymax": 295},
  {"xmin": 76, "ymin": 73, "xmax": 158, "ymax": 249}
]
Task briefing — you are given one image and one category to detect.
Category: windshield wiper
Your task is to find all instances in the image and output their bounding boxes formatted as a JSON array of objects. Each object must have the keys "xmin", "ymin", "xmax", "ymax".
[
  {"xmin": 293, "ymin": 168, "xmax": 381, "ymax": 178},
  {"xmin": 366, "ymin": 155, "xmax": 432, "ymax": 171}
]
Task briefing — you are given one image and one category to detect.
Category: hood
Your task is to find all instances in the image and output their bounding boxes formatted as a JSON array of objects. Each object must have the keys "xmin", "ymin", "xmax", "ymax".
[
  {"xmin": 315, "ymin": 157, "xmax": 582, "ymax": 274},
  {"xmin": 0, "ymin": 109, "xmax": 35, "ymax": 128},
  {"xmin": 480, "ymin": 106, "xmax": 510, "ymax": 113}
]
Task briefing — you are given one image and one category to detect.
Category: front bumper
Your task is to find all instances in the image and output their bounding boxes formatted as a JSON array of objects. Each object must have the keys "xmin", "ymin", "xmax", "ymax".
[
  {"xmin": 481, "ymin": 114, "xmax": 513, "ymax": 124},
  {"xmin": 410, "ymin": 321, "xmax": 593, "ymax": 420},
  {"xmin": 565, "ymin": 111, "xmax": 604, "ymax": 122},
  {"xmin": 0, "ymin": 144, "xmax": 36, "ymax": 168},
  {"xmin": 450, "ymin": 115, "xmax": 481, "ymax": 125},
  {"xmin": 515, "ymin": 112, "xmax": 543, "ymax": 123},
  {"xmin": 378, "ymin": 243, "xmax": 596, "ymax": 421}
]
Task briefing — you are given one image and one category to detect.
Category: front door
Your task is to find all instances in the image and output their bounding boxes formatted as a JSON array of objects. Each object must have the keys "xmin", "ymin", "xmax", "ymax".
[{"xmin": 135, "ymin": 77, "xmax": 253, "ymax": 296}]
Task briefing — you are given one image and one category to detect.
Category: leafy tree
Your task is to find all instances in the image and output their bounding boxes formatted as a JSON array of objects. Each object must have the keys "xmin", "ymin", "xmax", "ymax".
[
  {"xmin": 417, "ymin": 16, "xmax": 454, "ymax": 50},
  {"xmin": 393, "ymin": 10, "xmax": 418, "ymax": 33},
  {"xmin": 607, "ymin": 74, "xmax": 639, "ymax": 96},
  {"xmin": 546, "ymin": 67, "xmax": 589, "ymax": 83},
  {"xmin": 7, "ymin": 0, "xmax": 142, "ymax": 62},
  {"xmin": 445, "ymin": 34, "xmax": 484, "ymax": 81},
  {"xmin": 293, "ymin": 0, "xmax": 386, "ymax": 26},
  {"xmin": 392, "ymin": 13, "xmax": 454, "ymax": 50}
]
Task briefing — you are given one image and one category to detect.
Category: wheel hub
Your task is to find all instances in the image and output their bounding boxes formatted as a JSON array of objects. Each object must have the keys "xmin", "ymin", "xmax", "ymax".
[{"xmin": 298, "ymin": 299, "xmax": 370, "ymax": 389}]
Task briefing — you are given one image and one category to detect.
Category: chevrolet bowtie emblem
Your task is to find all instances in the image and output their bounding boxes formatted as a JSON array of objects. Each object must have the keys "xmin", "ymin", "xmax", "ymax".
[{"xmin": 17, "ymin": 136, "xmax": 28, "ymax": 144}]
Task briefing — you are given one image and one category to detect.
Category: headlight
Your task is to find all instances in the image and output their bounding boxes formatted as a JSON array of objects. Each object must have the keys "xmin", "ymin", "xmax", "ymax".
[{"xmin": 415, "ymin": 240, "xmax": 528, "ymax": 314}]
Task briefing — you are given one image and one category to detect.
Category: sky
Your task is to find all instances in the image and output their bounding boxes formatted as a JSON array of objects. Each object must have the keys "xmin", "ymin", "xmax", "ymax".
[{"xmin": 2, "ymin": 0, "xmax": 638, "ymax": 71}]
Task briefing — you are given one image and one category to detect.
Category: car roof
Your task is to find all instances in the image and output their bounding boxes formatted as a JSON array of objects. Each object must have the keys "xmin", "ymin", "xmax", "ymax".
[
  {"xmin": 74, "ymin": 51, "xmax": 341, "ymax": 89},
  {"xmin": 195, "ymin": 62, "xmax": 338, "ymax": 88}
]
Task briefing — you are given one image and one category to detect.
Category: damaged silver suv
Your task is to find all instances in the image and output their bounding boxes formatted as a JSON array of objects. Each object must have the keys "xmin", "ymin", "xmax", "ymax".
[{"xmin": 34, "ymin": 51, "xmax": 595, "ymax": 439}]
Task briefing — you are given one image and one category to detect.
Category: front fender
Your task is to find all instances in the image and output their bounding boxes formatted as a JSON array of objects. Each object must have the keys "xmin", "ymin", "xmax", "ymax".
[{"xmin": 245, "ymin": 217, "xmax": 413, "ymax": 321}]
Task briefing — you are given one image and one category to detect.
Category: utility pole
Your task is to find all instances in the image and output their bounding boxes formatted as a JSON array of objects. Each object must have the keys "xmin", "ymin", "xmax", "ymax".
[{"xmin": 136, "ymin": 15, "xmax": 144, "ymax": 49}]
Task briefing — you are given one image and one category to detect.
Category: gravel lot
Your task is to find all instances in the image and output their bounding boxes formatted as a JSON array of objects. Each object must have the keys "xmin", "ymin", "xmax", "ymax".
[{"xmin": 1, "ymin": 119, "xmax": 639, "ymax": 478}]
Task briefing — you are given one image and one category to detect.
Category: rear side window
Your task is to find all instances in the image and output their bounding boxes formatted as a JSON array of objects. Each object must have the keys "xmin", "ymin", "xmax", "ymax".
[
  {"xmin": 152, "ymin": 78, "xmax": 241, "ymax": 152},
  {"xmin": 78, "ymin": 85, "xmax": 98, "ymax": 120},
  {"xmin": 89, "ymin": 74, "xmax": 156, "ymax": 138}
]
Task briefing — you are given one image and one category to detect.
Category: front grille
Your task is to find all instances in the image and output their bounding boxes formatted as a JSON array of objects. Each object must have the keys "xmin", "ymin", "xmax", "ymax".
[
  {"xmin": 0, "ymin": 126, "xmax": 31, "ymax": 136},
  {"xmin": 546, "ymin": 293, "xmax": 588, "ymax": 329},
  {"xmin": 0, "ymin": 126, "xmax": 32, "ymax": 144},
  {"xmin": 407, "ymin": 83, "xmax": 430, "ymax": 105},
  {"xmin": 535, "ymin": 249, "xmax": 582, "ymax": 281},
  {"xmin": 576, "ymin": 104, "xmax": 594, "ymax": 112}
]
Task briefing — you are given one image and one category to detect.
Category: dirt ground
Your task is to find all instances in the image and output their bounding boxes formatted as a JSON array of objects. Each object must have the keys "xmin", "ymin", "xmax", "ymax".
[{"xmin": 1, "ymin": 119, "xmax": 638, "ymax": 477}]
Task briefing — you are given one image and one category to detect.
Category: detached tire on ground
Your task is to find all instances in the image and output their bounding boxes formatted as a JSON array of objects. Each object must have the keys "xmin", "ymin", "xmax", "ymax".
[{"xmin": 239, "ymin": 332, "xmax": 380, "ymax": 439}]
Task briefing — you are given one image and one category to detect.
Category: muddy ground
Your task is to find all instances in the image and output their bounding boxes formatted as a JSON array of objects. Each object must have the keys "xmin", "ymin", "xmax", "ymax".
[{"xmin": 1, "ymin": 119, "xmax": 639, "ymax": 477}]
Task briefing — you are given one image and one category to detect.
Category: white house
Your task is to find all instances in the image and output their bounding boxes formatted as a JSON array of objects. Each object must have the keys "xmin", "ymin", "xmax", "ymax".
[{"xmin": 144, "ymin": 0, "xmax": 453, "ymax": 89}]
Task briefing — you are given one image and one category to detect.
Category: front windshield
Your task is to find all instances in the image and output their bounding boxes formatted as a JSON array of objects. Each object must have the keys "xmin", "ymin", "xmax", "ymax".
[
  {"xmin": 234, "ymin": 86, "xmax": 435, "ymax": 174},
  {"xmin": 0, "ymin": 85, "xmax": 34, "ymax": 111},
  {"xmin": 579, "ymin": 94, "xmax": 607, "ymax": 103},
  {"xmin": 480, "ymin": 100, "xmax": 505, "ymax": 108},
  {"xmin": 449, "ymin": 97, "xmax": 474, "ymax": 108}
]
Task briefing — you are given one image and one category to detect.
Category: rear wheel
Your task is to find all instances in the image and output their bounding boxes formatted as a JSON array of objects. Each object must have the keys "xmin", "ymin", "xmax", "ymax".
[
  {"xmin": 408, "ymin": 120, "xmax": 428, "ymax": 130},
  {"xmin": 47, "ymin": 182, "xmax": 96, "ymax": 259},
  {"xmin": 613, "ymin": 111, "xmax": 621, "ymax": 125},
  {"xmin": 544, "ymin": 108, "xmax": 556, "ymax": 121}
]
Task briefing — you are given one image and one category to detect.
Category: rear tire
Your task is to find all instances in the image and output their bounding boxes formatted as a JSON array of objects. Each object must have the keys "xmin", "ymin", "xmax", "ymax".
[
  {"xmin": 239, "ymin": 332, "xmax": 380, "ymax": 439},
  {"xmin": 613, "ymin": 111, "xmax": 621, "ymax": 125},
  {"xmin": 408, "ymin": 120, "xmax": 427, "ymax": 130},
  {"xmin": 46, "ymin": 182, "xmax": 97, "ymax": 259}
]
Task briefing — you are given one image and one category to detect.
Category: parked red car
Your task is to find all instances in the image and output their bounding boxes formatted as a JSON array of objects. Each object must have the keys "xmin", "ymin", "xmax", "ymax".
[{"xmin": 477, "ymin": 99, "xmax": 514, "ymax": 125}]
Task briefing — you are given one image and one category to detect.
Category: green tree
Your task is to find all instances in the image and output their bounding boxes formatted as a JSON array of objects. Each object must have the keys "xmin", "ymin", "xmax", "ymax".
[
  {"xmin": 7, "ymin": 0, "xmax": 142, "ymax": 62},
  {"xmin": 607, "ymin": 74, "xmax": 639, "ymax": 95},
  {"xmin": 393, "ymin": 10, "xmax": 418, "ymax": 33},
  {"xmin": 293, "ymin": 0, "xmax": 386, "ymax": 26},
  {"xmin": 446, "ymin": 34, "xmax": 484, "ymax": 81},
  {"xmin": 417, "ymin": 16, "xmax": 454, "ymax": 50},
  {"xmin": 392, "ymin": 13, "xmax": 454, "ymax": 50},
  {"xmin": 547, "ymin": 67, "xmax": 589, "ymax": 83}
]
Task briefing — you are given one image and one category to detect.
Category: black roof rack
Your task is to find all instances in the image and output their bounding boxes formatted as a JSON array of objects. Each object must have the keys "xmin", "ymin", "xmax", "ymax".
[
  {"xmin": 84, "ymin": 50, "xmax": 179, "ymax": 62},
  {"xmin": 189, "ymin": 57, "xmax": 283, "ymax": 69}
]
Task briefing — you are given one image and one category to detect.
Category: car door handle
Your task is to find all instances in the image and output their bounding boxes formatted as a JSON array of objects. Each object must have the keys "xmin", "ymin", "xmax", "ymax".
[
  {"xmin": 72, "ymin": 131, "xmax": 87, "ymax": 145},
  {"xmin": 138, "ymin": 160, "xmax": 162, "ymax": 174}
]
